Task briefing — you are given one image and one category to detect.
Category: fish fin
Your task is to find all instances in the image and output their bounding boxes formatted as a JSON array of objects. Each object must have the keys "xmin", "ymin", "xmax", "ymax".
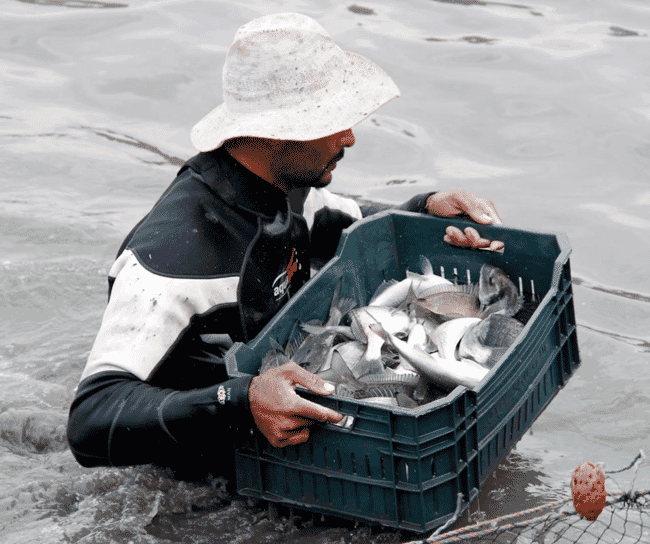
[
  {"xmin": 397, "ymin": 393, "xmax": 418, "ymax": 409},
  {"xmin": 335, "ymin": 383, "xmax": 356, "ymax": 399},
  {"xmin": 420, "ymin": 255, "xmax": 434, "ymax": 277},
  {"xmin": 331, "ymin": 351, "xmax": 368, "ymax": 391},
  {"xmin": 330, "ymin": 277, "xmax": 343, "ymax": 313},
  {"xmin": 331, "ymin": 279, "xmax": 358, "ymax": 321},
  {"xmin": 337, "ymin": 297, "xmax": 358, "ymax": 320},
  {"xmin": 397, "ymin": 284, "xmax": 417, "ymax": 311},
  {"xmin": 268, "ymin": 337, "xmax": 285, "ymax": 353},
  {"xmin": 360, "ymin": 370, "xmax": 420, "ymax": 387},
  {"xmin": 300, "ymin": 323, "xmax": 338, "ymax": 336},
  {"xmin": 406, "ymin": 269, "xmax": 427, "ymax": 282},
  {"xmin": 417, "ymin": 282, "xmax": 479, "ymax": 299},
  {"xmin": 284, "ymin": 334, "xmax": 304, "ymax": 360}
]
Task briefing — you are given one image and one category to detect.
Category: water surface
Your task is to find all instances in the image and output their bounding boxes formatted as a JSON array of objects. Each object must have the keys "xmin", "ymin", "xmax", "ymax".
[{"xmin": 1, "ymin": 0, "xmax": 649, "ymax": 542}]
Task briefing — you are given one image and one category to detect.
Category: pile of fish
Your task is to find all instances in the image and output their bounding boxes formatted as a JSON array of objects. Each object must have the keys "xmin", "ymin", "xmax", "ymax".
[{"xmin": 259, "ymin": 257, "xmax": 528, "ymax": 409}]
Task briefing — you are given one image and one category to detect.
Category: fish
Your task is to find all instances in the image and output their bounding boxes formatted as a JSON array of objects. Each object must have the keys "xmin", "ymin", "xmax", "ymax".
[
  {"xmin": 369, "ymin": 256, "xmax": 451, "ymax": 307},
  {"xmin": 394, "ymin": 322, "xmax": 428, "ymax": 374},
  {"xmin": 317, "ymin": 351, "xmax": 368, "ymax": 391},
  {"xmin": 359, "ymin": 369, "xmax": 420, "ymax": 388},
  {"xmin": 259, "ymin": 338, "xmax": 290, "ymax": 374},
  {"xmin": 431, "ymin": 317, "xmax": 481, "ymax": 360},
  {"xmin": 458, "ymin": 313, "xmax": 524, "ymax": 368},
  {"xmin": 408, "ymin": 265, "xmax": 522, "ymax": 322},
  {"xmin": 347, "ymin": 306, "xmax": 414, "ymax": 377},
  {"xmin": 368, "ymin": 321, "xmax": 489, "ymax": 390},
  {"xmin": 396, "ymin": 393, "xmax": 419, "ymax": 409},
  {"xmin": 406, "ymin": 255, "xmax": 453, "ymax": 297},
  {"xmin": 409, "ymin": 282, "xmax": 481, "ymax": 321},
  {"xmin": 478, "ymin": 264, "xmax": 524, "ymax": 317},
  {"xmin": 293, "ymin": 280, "xmax": 357, "ymax": 373}
]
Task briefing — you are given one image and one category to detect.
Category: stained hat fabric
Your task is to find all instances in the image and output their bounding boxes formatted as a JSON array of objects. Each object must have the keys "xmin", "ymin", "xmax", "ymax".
[{"xmin": 190, "ymin": 12, "xmax": 400, "ymax": 151}]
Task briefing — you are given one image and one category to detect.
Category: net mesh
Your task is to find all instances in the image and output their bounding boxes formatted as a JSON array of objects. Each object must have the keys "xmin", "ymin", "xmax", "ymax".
[{"xmin": 403, "ymin": 452, "xmax": 649, "ymax": 544}]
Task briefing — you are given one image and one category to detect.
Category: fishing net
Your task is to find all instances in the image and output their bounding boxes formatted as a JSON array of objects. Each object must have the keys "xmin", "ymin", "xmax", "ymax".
[{"xmin": 403, "ymin": 452, "xmax": 650, "ymax": 544}]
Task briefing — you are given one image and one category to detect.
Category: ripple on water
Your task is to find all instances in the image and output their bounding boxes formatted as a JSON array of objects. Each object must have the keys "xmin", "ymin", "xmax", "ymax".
[
  {"xmin": 505, "ymin": 140, "xmax": 564, "ymax": 158},
  {"xmin": 501, "ymin": 97, "xmax": 556, "ymax": 117}
]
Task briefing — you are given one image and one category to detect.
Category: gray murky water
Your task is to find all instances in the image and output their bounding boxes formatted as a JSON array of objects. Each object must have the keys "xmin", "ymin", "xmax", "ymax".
[{"xmin": 1, "ymin": 0, "xmax": 650, "ymax": 542}]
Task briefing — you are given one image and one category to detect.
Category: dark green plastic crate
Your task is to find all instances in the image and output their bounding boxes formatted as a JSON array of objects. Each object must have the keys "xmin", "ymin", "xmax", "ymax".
[{"xmin": 225, "ymin": 210, "xmax": 580, "ymax": 533}]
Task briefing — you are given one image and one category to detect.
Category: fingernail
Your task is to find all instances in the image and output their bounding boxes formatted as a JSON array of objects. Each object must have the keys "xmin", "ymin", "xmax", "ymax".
[
  {"xmin": 480, "ymin": 214, "xmax": 493, "ymax": 223},
  {"xmin": 324, "ymin": 383, "xmax": 335, "ymax": 393}
]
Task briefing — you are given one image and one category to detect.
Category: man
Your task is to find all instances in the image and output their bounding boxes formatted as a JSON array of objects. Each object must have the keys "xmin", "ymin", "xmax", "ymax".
[{"xmin": 66, "ymin": 13, "xmax": 503, "ymax": 480}]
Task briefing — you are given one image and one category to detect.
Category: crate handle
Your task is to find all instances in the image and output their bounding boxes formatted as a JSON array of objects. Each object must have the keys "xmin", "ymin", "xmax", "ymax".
[{"xmin": 327, "ymin": 414, "xmax": 356, "ymax": 430}]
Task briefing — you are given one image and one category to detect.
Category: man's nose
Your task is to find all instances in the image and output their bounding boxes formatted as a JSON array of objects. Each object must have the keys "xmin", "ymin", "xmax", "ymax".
[{"xmin": 340, "ymin": 129, "xmax": 355, "ymax": 148}]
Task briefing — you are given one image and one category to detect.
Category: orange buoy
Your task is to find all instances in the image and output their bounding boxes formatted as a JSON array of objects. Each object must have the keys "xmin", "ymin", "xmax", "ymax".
[{"xmin": 571, "ymin": 461, "xmax": 607, "ymax": 521}]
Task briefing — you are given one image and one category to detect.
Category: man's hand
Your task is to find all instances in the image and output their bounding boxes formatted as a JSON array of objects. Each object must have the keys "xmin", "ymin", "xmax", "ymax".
[
  {"xmin": 248, "ymin": 362, "xmax": 344, "ymax": 447},
  {"xmin": 426, "ymin": 189, "xmax": 504, "ymax": 251}
]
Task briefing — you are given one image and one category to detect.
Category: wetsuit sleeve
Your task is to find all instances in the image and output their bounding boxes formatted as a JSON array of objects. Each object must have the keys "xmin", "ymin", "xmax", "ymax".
[
  {"xmin": 66, "ymin": 248, "xmax": 255, "ymax": 474},
  {"xmin": 302, "ymin": 189, "xmax": 436, "ymax": 263},
  {"xmin": 67, "ymin": 370, "xmax": 254, "ymax": 471},
  {"xmin": 359, "ymin": 192, "xmax": 435, "ymax": 217}
]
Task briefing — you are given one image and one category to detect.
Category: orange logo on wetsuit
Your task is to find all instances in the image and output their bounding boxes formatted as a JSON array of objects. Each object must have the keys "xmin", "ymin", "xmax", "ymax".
[
  {"xmin": 286, "ymin": 248, "xmax": 298, "ymax": 283},
  {"xmin": 272, "ymin": 248, "xmax": 300, "ymax": 300}
]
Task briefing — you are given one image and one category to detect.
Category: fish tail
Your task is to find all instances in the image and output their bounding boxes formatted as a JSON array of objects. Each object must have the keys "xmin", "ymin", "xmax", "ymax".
[
  {"xmin": 300, "ymin": 323, "xmax": 329, "ymax": 336},
  {"xmin": 268, "ymin": 337, "xmax": 285, "ymax": 353},
  {"xmin": 330, "ymin": 277, "xmax": 343, "ymax": 311},
  {"xmin": 336, "ymin": 297, "xmax": 358, "ymax": 321}
]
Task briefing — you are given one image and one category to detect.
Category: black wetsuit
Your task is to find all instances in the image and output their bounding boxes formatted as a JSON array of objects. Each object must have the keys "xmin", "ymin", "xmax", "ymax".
[{"xmin": 66, "ymin": 146, "xmax": 432, "ymax": 479}]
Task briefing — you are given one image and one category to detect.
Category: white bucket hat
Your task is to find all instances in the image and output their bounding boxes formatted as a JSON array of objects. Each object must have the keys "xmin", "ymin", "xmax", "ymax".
[{"xmin": 190, "ymin": 12, "xmax": 401, "ymax": 152}]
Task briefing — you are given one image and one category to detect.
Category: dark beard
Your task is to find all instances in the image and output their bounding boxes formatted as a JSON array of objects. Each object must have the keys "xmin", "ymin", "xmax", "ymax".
[
  {"xmin": 278, "ymin": 149, "xmax": 345, "ymax": 190},
  {"xmin": 280, "ymin": 171, "xmax": 331, "ymax": 189}
]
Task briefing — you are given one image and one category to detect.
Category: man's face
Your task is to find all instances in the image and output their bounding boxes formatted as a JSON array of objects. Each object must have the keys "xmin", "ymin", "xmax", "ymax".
[{"xmin": 270, "ymin": 129, "xmax": 355, "ymax": 191}]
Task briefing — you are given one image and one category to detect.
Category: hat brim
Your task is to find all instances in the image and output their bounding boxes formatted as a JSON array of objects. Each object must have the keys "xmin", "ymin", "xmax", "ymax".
[{"xmin": 190, "ymin": 51, "xmax": 400, "ymax": 152}]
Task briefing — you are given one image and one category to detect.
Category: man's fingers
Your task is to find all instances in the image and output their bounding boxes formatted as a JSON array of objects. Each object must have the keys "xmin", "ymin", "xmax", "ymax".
[
  {"xmin": 283, "ymin": 362, "xmax": 336, "ymax": 396},
  {"xmin": 293, "ymin": 396, "xmax": 344, "ymax": 424},
  {"xmin": 464, "ymin": 227, "xmax": 491, "ymax": 247},
  {"xmin": 280, "ymin": 428, "xmax": 311, "ymax": 446},
  {"xmin": 426, "ymin": 190, "xmax": 503, "ymax": 226},
  {"xmin": 445, "ymin": 226, "xmax": 468, "ymax": 246},
  {"xmin": 444, "ymin": 226, "xmax": 504, "ymax": 252},
  {"xmin": 455, "ymin": 192, "xmax": 502, "ymax": 225}
]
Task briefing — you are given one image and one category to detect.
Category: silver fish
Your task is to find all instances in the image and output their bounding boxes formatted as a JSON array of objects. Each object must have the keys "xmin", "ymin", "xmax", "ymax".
[
  {"xmin": 432, "ymin": 317, "xmax": 481, "ymax": 361},
  {"xmin": 369, "ymin": 256, "xmax": 451, "ymax": 308},
  {"xmin": 406, "ymin": 255, "xmax": 452, "ymax": 297},
  {"xmin": 317, "ymin": 351, "xmax": 368, "ymax": 391},
  {"xmin": 394, "ymin": 322, "xmax": 428, "ymax": 374},
  {"xmin": 294, "ymin": 280, "xmax": 357, "ymax": 373},
  {"xmin": 458, "ymin": 313, "xmax": 524, "ymax": 368},
  {"xmin": 408, "ymin": 265, "xmax": 522, "ymax": 322},
  {"xmin": 348, "ymin": 306, "xmax": 414, "ymax": 377},
  {"xmin": 478, "ymin": 265, "xmax": 524, "ymax": 317},
  {"xmin": 368, "ymin": 322, "xmax": 489, "ymax": 390}
]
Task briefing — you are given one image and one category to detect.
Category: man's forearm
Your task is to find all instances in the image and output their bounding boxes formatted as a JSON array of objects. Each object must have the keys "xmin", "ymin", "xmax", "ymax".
[{"xmin": 67, "ymin": 371, "xmax": 253, "ymax": 469}]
